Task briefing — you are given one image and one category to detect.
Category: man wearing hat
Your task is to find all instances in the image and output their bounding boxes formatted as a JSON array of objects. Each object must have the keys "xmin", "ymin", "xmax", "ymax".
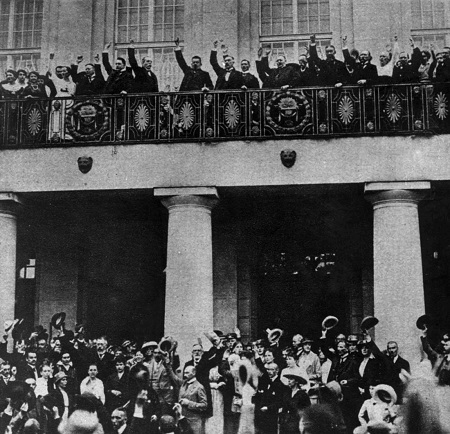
[
  {"xmin": 51, "ymin": 371, "xmax": 73, "ymax": 419},
  {"xmin": 347, "ymin": 335, "xmax": 362, "ymax": 362},
  {"xmin": 280, "ymin": 373, "xmax": 310, "ymax": 433},
  {"xmin": 421, "ymin": 328, "xmax": 450, "ymax": 386},
  {"xmin": 297, "ymin": 338, "xmax": 321, "ymax": 386}
]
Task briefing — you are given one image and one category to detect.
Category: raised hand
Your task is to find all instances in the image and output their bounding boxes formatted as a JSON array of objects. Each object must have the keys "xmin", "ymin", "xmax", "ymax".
[
  {"xmin": 77, "ymin": 55, "xmax": 83, "ymax": 64},
  {"xmin": 104, "ymin": 42, "xmax": 112, "ymax": 51},
  {"xmin": 310, "ymin": 34, "xmax": 316, "ymax": 44},
  {"xmin": 174, "ymin": 37, "xmax": 180, "ymax": 47},
  {"xmin": 94, "ymin": 54, "xmax": 100, "ymax": 63},
  {"xmin": 213, "ymin": 39, "xmax": 219, "ymax": 49}
]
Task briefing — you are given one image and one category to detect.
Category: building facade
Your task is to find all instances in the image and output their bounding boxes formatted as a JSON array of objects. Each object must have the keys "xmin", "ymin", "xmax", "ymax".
[{"xmin": 0, "ymin": 0, "xmax": 449, "ymax": 365}]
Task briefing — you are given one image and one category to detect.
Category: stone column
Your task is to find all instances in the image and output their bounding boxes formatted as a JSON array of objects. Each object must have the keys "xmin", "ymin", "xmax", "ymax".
[
  {"xmin": 155, "ymin": 187, "xmax": 218, "ymax": 365},
  {"xmin": 365, "ymin": 182, "xmax": 430, "ymax": 371},
  {"xmin": 0, "ymin": 193, "xmax": 21, "ymax": 333}
]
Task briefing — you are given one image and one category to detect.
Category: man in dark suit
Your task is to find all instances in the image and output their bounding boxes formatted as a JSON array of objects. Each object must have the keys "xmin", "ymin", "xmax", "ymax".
[
  {"xmin": 240, "ymin": 59, "xmax": 259, "ymax": 89},
  {"xmin": 128, "ymin": 42, "xmax": 158, "ymax": 93},
  {"xmin": 342, "ymin": 37, "xmax": 378, "ymax": 85},
  {"xmin": 71, "ymin": 55, "xmax": 106, "ymax": 96},
  {"xmin": 92, "ymin": 336, "xmax": 115, "ymax": 383},
  {"xmin": 174, "ymin": 38, "xmax": 213, "ymax": 92},
  {"xmin": 102, "ymin": 43, "xmax": 134, "ymax": 94},
  {"xmin": 210, "ymin": 40, "xmax": 244, "ymax": 90},
  {"xmin": 256, "ymin": 49, "xmax": 302, "ymax": 89},
  {"xmin": 255, "ymin": 363, "xmax": 287, "ymax": 434},
  {"xmin": 111, "ymin": 407, "xmax": 129, "ymax": 434},
  {"xmin": 106, "ymin": 356, "xmax": 129, "ymax": 413},
  {"xmin": 386, "ymin": 340, "xmax": 410, "ymax": 400},
  {"xmin": 309, "ymin": 34, "xmax": 349, "ymax": 86},
  {"xmin": 16, "ymin": 350, "xmax": 39, "ymax": 382}
]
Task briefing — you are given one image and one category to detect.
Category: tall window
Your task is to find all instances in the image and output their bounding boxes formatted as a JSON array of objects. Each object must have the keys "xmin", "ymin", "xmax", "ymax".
[
  {"xmin": 260, "ymin": 0, "xmax": 331, "ymax": 62},
  {"xmin": 116, "ymin": 0, "xmax": 184, "ymax": 90},
  {"xmin": 411, "ymin": 0, "xmax": 449, "ymax": 48},
  {"xmin": 0, "ymin": 0, "xmax": 43, "ymax": 74}
]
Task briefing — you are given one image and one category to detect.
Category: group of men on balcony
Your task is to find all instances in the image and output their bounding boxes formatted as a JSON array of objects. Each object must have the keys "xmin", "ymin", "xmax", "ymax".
[{"xmin": 1, "ymin": 34, "xmax": 450, "ymax": 100}]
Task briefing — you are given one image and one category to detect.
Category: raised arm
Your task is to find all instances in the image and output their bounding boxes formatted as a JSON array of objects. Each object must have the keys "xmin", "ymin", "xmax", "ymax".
[
  {"xmin": 174, "ymin": 37, "xmax": 190, "ymax": 74},
  {"xmin": 210, "ymin": 39, "xmax": 224, "ymax": 76},
  {"xmin": 102, "ymin": 42, "xmax": 113, "ymax": 75},
  {"xmin": 127, "ymin": 41, "xmax": 139, "ymax": 71}
]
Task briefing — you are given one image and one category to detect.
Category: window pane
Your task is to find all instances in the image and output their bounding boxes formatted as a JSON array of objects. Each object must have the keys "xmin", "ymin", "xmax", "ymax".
[{"xmin": 295, "ymin": 0, "xmax": 329, "ymax": 34}]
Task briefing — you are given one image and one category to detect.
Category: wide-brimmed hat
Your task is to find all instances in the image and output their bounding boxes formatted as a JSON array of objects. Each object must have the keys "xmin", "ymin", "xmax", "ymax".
[
  {"xmin": 347, "ymin": 334, "xmax": 359, "ymax": 344},
  {"xmin": 54, "ymin": 372, "xmax": 68, "ymax": 383},
  {"xmin": 373, "ymin": 384, "xmax": 397, "ymax": 405},
  {"xmin": 4, "ymin": 319, "xmax": 19, "ymax": 333},
  {"xmin": 51, "ymin": 312, "xmax": 66, "ymax": 328},
  {"xmin": 283, "ymin": 374, "xmax": 308, "ymax": 385},
  {"xmin": 322, "ymin": 316, "xmax": 339, "ymax": 330},
  {"xmin": 416, "ymin": 314, "xmax": 432, "ymax": 331},
  {"xmin": 360, "ymin": 316, "xmax": 378, "ymax": 331},
  {"xmin": 141, "ymin": 341, "xmax": 158, "ymax": 351},
  {"xmin": 301, "ymin": 337, "xmax": 314, "ymax": 345}
]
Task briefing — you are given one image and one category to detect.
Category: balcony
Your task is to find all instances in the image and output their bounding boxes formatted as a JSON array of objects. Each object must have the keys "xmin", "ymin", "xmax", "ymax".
[{"xmin": 1, "ymin": 83, "xmax": 449, "ymax": 148}]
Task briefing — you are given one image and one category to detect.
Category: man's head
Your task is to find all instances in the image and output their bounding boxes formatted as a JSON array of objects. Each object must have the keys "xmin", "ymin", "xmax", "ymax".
[
  {"xmin": 292, "ymin": 334, "xmax": 303, "ymax": 349},
  {"xmin": 184, "ymin": 365, "xmax": 196, "ymax": 381},
  {"xmin": 302, "ymin": 338, "xmax": 313, "ymax": 354},
  {"xmin": 159, "ymin": 415, "xmax": 177, "ymax": 433},
  {"xmin": 1, "ymin": 362, "xmax": 11, "ymax": 379},
  {"xmin": 224, "ymin": 55, "xmax": 235, "ymax": 70},
  {"xmin": 115, "ymin": 358, "xmax": 125, "ymax": 374},
  {"xmin": 111, "ymin": 408, "xmax": 127, "ymax": 430},
  {"xmin": 265, "ymin": 362, "xmax": 279, "ymax": 379},
  {"xmin": 379, "ymin": 51, "xmax": 390, "ymax": 67},
  {"xmin": 264, "ymin": 348, "xmax": 275, "ymax": 364},
  {"xmin": 55, "ymin": 66, "xmax": 64, "ymax": 79},
  {"xmin": 359, "ymin": 50, "xmax": 371, "ymax": 64},
  {"xmin": 241, "ymin": 59, "xmax": 251, "ymax": 72},
  {"xmin": 441, "ymin": 333, "xmax": 450, "ymax": 354},
  {"xmin": 399, "ymin": 52, "xmax": 409, "ymax": 65},
  {"xmin": 335, "ymin": 334, "xmax": 346, "ymax": 344},
  {"xmin": 325, "ymin": 45, "xmax": 336, "ymax": 60},
  {"xmin": 60, "ymin": 66, "xmax": 69, "ymax": 79},
  {"xmin": 96, "ymin": 336, "xmax": 108, "ymax": 353},
  {"xmin": 88, "ymin": 364, "xmax": 98, "ymax": 379},
  {"xmin": 85, "ymin": 63, "xmax": 95, "ymax": 76},
  {"xmin": 421, "ymin": 50, "xmax": 431, "ymax": 64},
  {"xmin": 115, "ymin": 57, "xmax": 126, "ymax": 71},
  {"xmin": 387, "ymin": 341, "xmax": 398, "ymax": 358},
  {"xmin": 336, "ymin": 341, "xmax": 348, "ymax": 357},
  {"xmin": 26, "ymin": 350, "xmax": 37, "ymax": 366},
  {"xmin": 275, "ymin": 55, "xmax": 287, "ymax": 69},
  {"xmin": 40, "ymin": 364, "xmax": 52, "ymax": 380},
  {"xmin": 192, "ymin": 344, "xmax": 203, "ymax": 363},
  {"xmin": 142, "ymin": 56, "xmax": 152, "ymax": 71},
  {"xmin": 61, "ymin": 352, "xmax": 71, "ymax": 365},
  {"xmin": 436, "ymin": 50, "xmax": 446, "ymax": 64},
  {"xmin": 191, "ymin": 56, "xmax": 202, "ymax": 70},
  {"xmin": 346, "ymin": 335, "xmax": 358, "ymax": 353},
  {"xmin": 37, "ymin": 339, "xmax": 47, "ymax": 352},
  {"xmin": 153, "ymin": 347, "xmax": 163, "ymax": 362},
  {"xmin": 298, "ymin": 55, "xmax": 308, "ymax": 67}
]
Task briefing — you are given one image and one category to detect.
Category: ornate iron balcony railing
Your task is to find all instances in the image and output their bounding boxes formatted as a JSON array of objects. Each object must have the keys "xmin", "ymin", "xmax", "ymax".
[{"xmin": 1, "ymin": 83, "xmax": 449, "ymax": 148}]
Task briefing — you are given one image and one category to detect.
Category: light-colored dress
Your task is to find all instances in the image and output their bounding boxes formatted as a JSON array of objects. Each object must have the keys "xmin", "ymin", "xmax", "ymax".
[{"xmin": 205, "ymin": 366, "xmax": 224, "ymax": 434}]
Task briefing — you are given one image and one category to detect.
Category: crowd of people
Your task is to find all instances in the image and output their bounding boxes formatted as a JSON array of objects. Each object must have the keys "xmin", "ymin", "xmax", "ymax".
[
  {"xmin": 0, "ymin": 313, "xmax": 449, "ymax": 434},
  {"xmin": 1, "ymin": 34, "xmax": 450, "ymax": 100}
]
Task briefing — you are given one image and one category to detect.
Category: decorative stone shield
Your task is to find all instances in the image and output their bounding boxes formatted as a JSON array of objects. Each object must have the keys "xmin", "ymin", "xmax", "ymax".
[
  {"xmin": 77, "ymin": 156, "xmax": 93, "ymax": 174},
  {"xmin": 280, "ymin": 149, "xmax": 297, "ymax": 168},
  {"xmin": 266, "ymin": 90, "xmax": 312, "ymax": 133}
]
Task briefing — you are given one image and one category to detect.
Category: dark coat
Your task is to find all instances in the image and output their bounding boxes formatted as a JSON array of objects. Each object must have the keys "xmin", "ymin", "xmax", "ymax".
[
  {"xmin": 102, "ymin": 53, "xmax": 134, "ymax": 94},
  {"xmin": 392, "ymin": 47, "xmax": 422, "ymax": 83},
  {"xmin": 91, "ymin": 351, "xmax": 116, "ymax": 383},
  {"xmin": 175, "ymin": 49, "xmax": 213, "ymax": 91},
  {"xmin": 71, "ymin": 64, "xmax": 106, "ymax": 96},
  {"xmin": 210, "ymin": 51, "xmax": 245, "ymax": 90},
  {"xmin": 255, "ymin": 376, "xmax": 287, "ymax": 433},
  {"xmin": 240, "ymin": 71, "xmax": 260, "ymax": 89},
  {"xmin": 309, "ymin": 45, "xmax": 349, "ymax": 86},
  {"xmin": 343, "ymin": 49, "xmax": 378, "ymax": 84},
  {"xmin": 51, "ymin": 387, "xmax": 73, "ymax": 419},
  {"xmin": 279, "ymin": 388, "xmax": 310, "ymax": 434},
  {"xmin": 128, "ymin": 47, "xmax": 159, "ymax": 93},
  {"xmin": 257, "ymin": 57, "xmax": 302, "ymax": 89},
  {"xmin": 429, "ymin": 59, "xmax": 450, "ymax": 83},
  {"xmin": 105, "ymin": 371, "xmax": 129, "ymax": 412}
]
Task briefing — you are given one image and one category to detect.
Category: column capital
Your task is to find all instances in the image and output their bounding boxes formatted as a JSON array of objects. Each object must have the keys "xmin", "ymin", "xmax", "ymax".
[
  {"xmin": 0, "ymin": 193, "xmax": 22, "ymax": 217},
  {"xmin": 364, "ymin": 181, "xmax": 431, "ymax": 208},
  {"xmin": 155, "ymin": 187, "xmax": 219, "ymax": 211}
]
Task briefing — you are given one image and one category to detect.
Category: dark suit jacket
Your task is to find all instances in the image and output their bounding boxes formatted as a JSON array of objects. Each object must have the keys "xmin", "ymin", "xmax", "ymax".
[
  {"xmin": 255, "ymin": 376, "xmax": 287, "ymax": 432},
  {"xmin": 210, "ymin": 51, "xmax": 244, "ymax": 90},
  {"xmin": 16, "ymin": 362, "xmax": 38, "ymax": 382},
  {"xmin": 392, "ymin": 47, "xmax": 422, "ymax": 83},
  {"xmin": 257, "ymin": 57, "xmax": 302, "ymax": 89},
  {"xmin": 240, "ymin": 72, "xmax": 260, "ymax": 89},
  {"xmin": 429, "ymin": 59, "xmax": 450, "ymax": 83},
  {"xmin": 105, "ymin": 371, "xmax": 129, "ymax": 412},
  {"xmin": 92, "ymin": 351, "xmax": 116, "ymax": 383},
  {"xmin": 128, "ymin": 47, "xmax": 159, "ymax": 93},
  {"xmin": 343, "ymin": 49, "xmax": 378, "ymax": 84},
  {"xmin": 309, "ymin": 45, "xmax": 349, "ymax": 85},
  {"xmin": 51, "ymin": 387, "xmax": 73, "ymax": 419},
  {"xmin": 71, "ymin": 64, "xmax": 106, "ymax": 96},
  {"xmin": 280, "ymin": 388, "xmax": 310, "ymax": 433},
  {"xmin": 102, "ymin": 53, "xmax": 134, "ymax": 94},
  {"xmin": 175, "ymin": 50, "xmax": 213, "ymax": 91}
]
